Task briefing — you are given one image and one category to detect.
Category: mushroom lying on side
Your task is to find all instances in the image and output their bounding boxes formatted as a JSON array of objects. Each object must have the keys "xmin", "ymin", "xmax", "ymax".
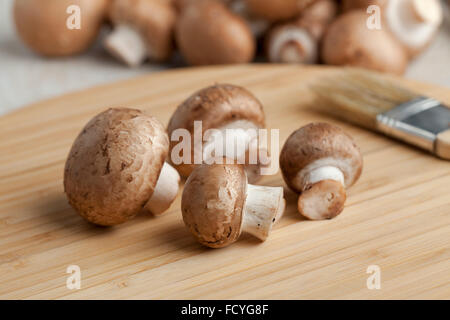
[
  {"xmin": 321, "ymin": 10, "xmax": 409, "ymax": 75},
  {"xmin": 167, "ymin": 84, "xmax": 268, "ymax": 183},
  {"xmin": 266, "ymin": 0, "xmax": 337, "ymax": 63},
  {"xmin": 64, "ymin": 108, "xmax": 180, "ymax": 226},
  {"xmin": 342, "ymin": 0, "xmax": 443, "ymax": 59},
  {"xmin": 384, "ymin": 0, "xmax": 443, "ymax": 58},
  {"xmin": 104, "ymin": 0, "xmax": 176, "ymax": 67},
  {"xmin": 175, "ymin": 0, "xmax": 255, "ymax": 66},
  {"xmin": 182, "ymin": 163, "xmax": 285, "ymax": 248},
  {"xmin": 14, "ymin": 0, "xmax": 109, "ymax": 56},
  {"xmin": 280, "ymin": 123, "xmax": 363, "ymax": 220}
]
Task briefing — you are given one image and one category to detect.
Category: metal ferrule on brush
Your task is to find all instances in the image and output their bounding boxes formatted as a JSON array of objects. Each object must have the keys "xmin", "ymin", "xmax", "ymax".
[{"xmin": 376, "ymin": 97, "xmax": 450, "ymax": 153}]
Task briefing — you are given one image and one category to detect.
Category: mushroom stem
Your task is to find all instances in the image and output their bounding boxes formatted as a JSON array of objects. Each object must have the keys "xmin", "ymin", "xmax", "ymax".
[
  {"xmin": 303, "ymin": 166, "xmax": 344, "ymax": 188},
  {"xmin": 104, "ymin": 24, "xmax": 148, "ymax": 67},
  {"xmin": 410, "ymin": 0, "xmax": 442, "ymax": 25},
  {"xmin": 268, "ymin": 27, "xmax": 317, "ymax": 63},
  {"xmin": 297, "ymin": 166, "xmax": 346, "ymax": 220},
  {"xmin": 145, "ymin": 162, "xmax": 180, "ymax": 216},
  {"xmin": 242, "ymin": 184, "xmax": 285, "ymax": 241},
  {"xmin": 203, "ymin": 120, "xmax": 269, "ymax": 182}
]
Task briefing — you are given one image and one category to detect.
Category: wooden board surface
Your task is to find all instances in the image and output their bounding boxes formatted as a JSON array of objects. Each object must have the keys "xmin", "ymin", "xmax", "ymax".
[{"xmin": 0, "ymin": 65, "xmax": 449, "ymax": 300}]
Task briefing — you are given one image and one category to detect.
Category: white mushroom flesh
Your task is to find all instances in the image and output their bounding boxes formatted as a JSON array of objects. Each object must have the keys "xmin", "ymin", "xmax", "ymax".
[
  {"xmin": 241, "ymin": 184, "xmax": 285, "ymax": 241},
  {"xmin": 294, "ymin": 157, "xmax": 355, "ymax": 190},
  {"xmin": 104, "ymin": 24, "xmax": 148, "ymax": 67},
  {"xmin": 386, "ymin": 0, "xmax": 442, "ymax": 49},
  {"xmin": 269, "ymin": 27, "xmax": 318, "ymax": 63},
  {"xmin": 145, "ymin": 162, "xmax": 180, "ymax": 215},
  {"xmin": 203, "ymin": 120, "xmax": 259, "ymax": 164}
]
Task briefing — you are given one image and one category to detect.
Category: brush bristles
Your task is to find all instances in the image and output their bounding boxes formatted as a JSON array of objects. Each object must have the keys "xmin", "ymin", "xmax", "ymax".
[{"xmin": 311, "ymin": 68, "xmax": 421, "ymax": 130}]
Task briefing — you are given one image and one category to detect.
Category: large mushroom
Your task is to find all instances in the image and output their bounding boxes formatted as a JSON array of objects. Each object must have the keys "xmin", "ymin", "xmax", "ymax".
[
  {"xmin": 64, "ymin": 108, "xmax": 180, "ymax": 226},
  {"xmin": 175, "ymin": 0, "xmax": 255, "ymax": 66},
  {"xmin": 266, "ymin": 0, "xmax": 337, "ymax": 63},
  {"xmin": 321, "ymin": 10, "xmax": 409, "ymax": 75},
  {"xmin": 14, "ymin": 0, "xmax": 109, "ymax": 56},
  {"xmin": 167, "ymin": 84, "xmax": 268, "ymax": 183},
  {"xmin": 182, "ymin": 163, "xmax": 285, "ymax": 248},
  {"xmin": 104, "ymin": 0, "xmax": 176, "ymax": 67},
  {"xmin": 280, "ymin": 123, "xmax": 363, "ymax": 220}
]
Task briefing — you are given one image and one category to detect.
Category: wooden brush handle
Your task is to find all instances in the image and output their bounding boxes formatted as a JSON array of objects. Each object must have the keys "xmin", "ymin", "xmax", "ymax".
[{"xmin": 436, "ymin": 129, "xmax": 450, "ymax": 160}]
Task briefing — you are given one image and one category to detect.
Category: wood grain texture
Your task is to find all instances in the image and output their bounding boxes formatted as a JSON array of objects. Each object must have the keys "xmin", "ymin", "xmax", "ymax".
[{"xmin": 0, "ymin": 65, "xmax": 449, "ymax": 300}]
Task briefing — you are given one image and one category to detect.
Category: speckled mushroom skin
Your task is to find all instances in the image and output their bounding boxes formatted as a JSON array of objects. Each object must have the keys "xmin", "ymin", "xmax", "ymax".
[
  {"xmin": 280, "ymin": 123, "xmax": 363, "ymax": 194},
  {"xmin": 14, "ymin": 0, "xmax": 109, "ymax": 57},
  {"xmin": 109, "ymin": 0, "xmax": 176, "ymax": 61},
  {"xmin": 64, "ymin": 108, "xmax": 169, "ymax": 226},
  {"xmin": 167, "ymin": 84, "xmax": 266, "ymax": 178},
  {"xmin": 182, "ymin": 164, "xmax": 246, "ymax": 248}
]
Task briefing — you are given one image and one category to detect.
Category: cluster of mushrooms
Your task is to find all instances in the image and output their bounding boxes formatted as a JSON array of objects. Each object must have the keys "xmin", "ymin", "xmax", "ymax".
[
  {"xmin": 14, "ymin": 0, "xmax": 444, "ymax": 75},
  {"xmin": 64, "ymin": 84, "xmax": 363, "ymax": 248}
]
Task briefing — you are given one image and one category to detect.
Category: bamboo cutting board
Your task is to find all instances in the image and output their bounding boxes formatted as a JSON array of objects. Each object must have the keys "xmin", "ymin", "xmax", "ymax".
[{"xmin": 0, "ymin": 65, "xmax": 449, "ymax": 300}]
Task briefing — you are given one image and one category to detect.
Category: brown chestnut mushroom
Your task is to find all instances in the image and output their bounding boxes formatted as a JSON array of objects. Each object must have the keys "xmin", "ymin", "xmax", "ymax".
[
  {"xmin": 182, "ymin": 163, "xmax": 285, "ymax": 248},
  {"xmin": 321, "ymin": 10, "xmax": 409, "ymax": 75},
  {"xmin": 244, "ymin": 0, "xmax": 316, "ymax": 22},
  {"xmin": 175, "ymin": 0, "xmax": 255, "ymax": 66},
  {"xmin": 167, "ymin": 84, "xmax": 269, "ymax": 183},
  {"xmin": 280, "ymin": 123, "xmax": 363, "ymax": 220},
  {"xmin": 342, "ymin": 0, "xmax": 443, "ymax": 59},
  {"xmin": 14, "ymin": 0, "xmax": 109, "ymax": 56},
  {"xmin": 266, "ymin": 0, "xmax": 337, "ymax": 63},
  {"xmin": 64, "ymin": 108, "xmax": 180, "ymax": 226},
  {"xmin": 104, "ymin": 0, "xmax": 176, "ymax": 67}
]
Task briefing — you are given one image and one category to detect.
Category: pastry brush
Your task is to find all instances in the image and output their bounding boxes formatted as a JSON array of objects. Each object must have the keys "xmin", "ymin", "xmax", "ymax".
[{"xmin": 311, "ymin": 69, "xmax": 450, "ymax": 160}]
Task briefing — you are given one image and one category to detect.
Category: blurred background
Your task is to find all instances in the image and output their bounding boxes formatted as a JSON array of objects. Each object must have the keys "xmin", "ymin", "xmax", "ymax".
[{"xmin": 1, "ymin": 0, "xmax": 449, "ymax": 116}]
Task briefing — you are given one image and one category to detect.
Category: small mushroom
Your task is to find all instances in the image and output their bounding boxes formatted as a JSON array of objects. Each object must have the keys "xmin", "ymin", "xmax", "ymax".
[
  {"xmin": 266, "ymin": 0, "xmax": 337, "ymax": 63},
  {"xmin": 175, "ymin": 0, "xmax": 255, "ymax": 66},
  {"xmin": 64, "ymin": 108, "xmax": 180, "ymax": 226},
  {"xmin": 104, "ymin": 0, "xmax": 176, "ymax": 67},
  {"xmin": 321, "ymin": 10, "xmax": 409, "ymax": 75},
  {"xmin": 244, "ymin": 0, "xmax": 316, "ymax": 22},
  {"xmin": 167, "ymin": 84, "xmax": 268, "ymax": 183},
  {"xmin": 280, "ymin": 123, "xmax": 363, "ymax": 220},
  {"xmin": 182, "ymin": 163, "xmax": 285, "ymax": 248},
  {"xmin": 14, "ymin": 0, "xmax": 109, "ymax": 56}
]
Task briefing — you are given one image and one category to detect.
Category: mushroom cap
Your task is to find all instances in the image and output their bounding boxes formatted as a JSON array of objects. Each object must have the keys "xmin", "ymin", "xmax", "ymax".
[
  {"xmin": 175, "ymin": 0, "xmax": 255, "ymax": 65},
  {"xmin": 280, "ymin": 123, "xmax": 363, "ymax": 193},
  {"xmin": 181, "ymin": 163, "xmax": 247, "ymax": 248},
  {"xmin": 244, "ymin": 0, "xmax": 316, "ymax": 22},
  {"xmin": 14, "ymin": 0, "xmax": 109, "ymax": 57},
  {"xmin": 64, "ymin": 108, "xmax": 169, "ymax": 226},
  {"xmin": 321, "ymin": 10, "xmax": 409, "ymax": 75},
  {"xmin": 109, "ymin": 0, "xmax": 176, "ymax": 61},
  {"xmin": 167, "ymin": 83, "xmax": 266, "ymax": 177}
]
